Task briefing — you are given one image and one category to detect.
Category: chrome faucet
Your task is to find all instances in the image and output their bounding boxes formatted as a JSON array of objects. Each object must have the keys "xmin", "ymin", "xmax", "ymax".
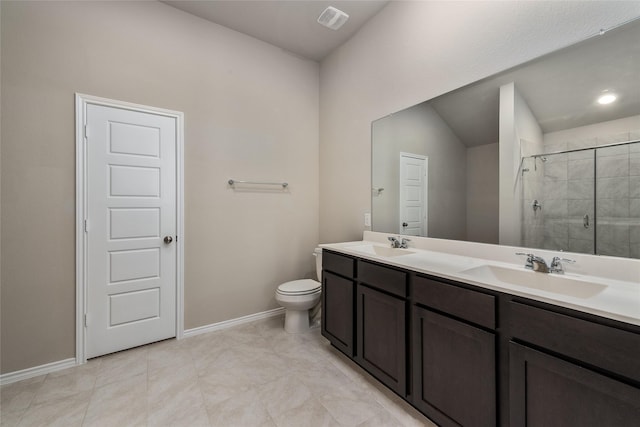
[
  {"xmin": 400, "ymin": 238, "xmax": 411, "ymax": 249},
  {"xmin": 388, "ymin": 236, "xmax": 411, "ymax": 249},
  {"xmin": 516, "ymin": 252, "xmax": 550, "ymax": 273},
  {"xmin": 549, "ymin": 256, "xmax": 576, "ymax": 275},
  {"xmin": 516, "ymin": 252, "xmax": 576, "ymax": 274}
]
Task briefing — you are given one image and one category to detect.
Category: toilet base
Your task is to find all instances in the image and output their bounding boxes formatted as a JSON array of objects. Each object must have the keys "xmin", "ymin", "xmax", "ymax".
[{"xmin": 283, "ymin": 309, "xmax": 311, "ymax": 334}]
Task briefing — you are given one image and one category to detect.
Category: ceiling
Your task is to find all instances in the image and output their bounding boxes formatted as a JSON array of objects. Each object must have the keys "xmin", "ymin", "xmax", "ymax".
[
  {"xmin": 163, "ymin": 1, "xmax": 638, "ymax": 144},
  {"xmin": 428, "ymin": 18, "xmax": 640, "ymax": 147},
  {"xmin": 163, "ymin": 0, "xmax": 389, "ymax": 61}
]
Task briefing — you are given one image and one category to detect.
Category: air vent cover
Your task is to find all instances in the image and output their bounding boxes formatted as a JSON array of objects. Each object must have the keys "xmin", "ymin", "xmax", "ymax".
[{"xmin": 317, "ymin": 6, "xmax": 349, "ymax": 31}]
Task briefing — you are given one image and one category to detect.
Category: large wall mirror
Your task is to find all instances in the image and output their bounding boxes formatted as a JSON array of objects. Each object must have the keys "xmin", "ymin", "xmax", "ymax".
[{"xmin": 372, "ymin": 18, "xmax": 640, "ymax": 259}]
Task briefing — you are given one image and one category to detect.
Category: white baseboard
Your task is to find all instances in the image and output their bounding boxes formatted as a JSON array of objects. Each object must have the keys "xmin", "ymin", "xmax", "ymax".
[
  {"xmin": 1, "ymin": 308, "xmax": 285, "ymax": 385},
  {"xmin": 183, "ymin": 307, "xmax": 285, "ymax": 338},
  {"xmin": 0, "ymin": 358, "xmax": 77, "ymax": 386}
]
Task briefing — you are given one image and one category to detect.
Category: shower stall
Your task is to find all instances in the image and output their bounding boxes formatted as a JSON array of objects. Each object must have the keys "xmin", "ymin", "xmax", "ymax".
[{"xmin": 521, "ymin": 138, "xmax": 639, "ymax": 259}]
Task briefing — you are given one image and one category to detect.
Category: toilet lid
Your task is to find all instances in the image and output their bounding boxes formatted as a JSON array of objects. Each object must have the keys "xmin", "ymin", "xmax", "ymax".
[{"xmin": 277, "ymin": 279, "xmax": 321, "ymax": 295}]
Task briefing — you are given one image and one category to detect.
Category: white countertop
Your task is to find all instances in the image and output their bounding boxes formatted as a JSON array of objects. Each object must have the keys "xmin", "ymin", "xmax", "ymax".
[{"xmin": 320, "ymin": 238, "xmax": 640, "ymax": 327}]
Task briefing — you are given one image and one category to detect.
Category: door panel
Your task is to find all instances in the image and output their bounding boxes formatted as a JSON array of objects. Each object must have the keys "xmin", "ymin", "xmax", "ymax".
[
  {"xmin": 400, "ymin": 153, "xmax": 427, "ymax": 236},
  {"xmin": 109, "ymin": 208, "xmax": 160, "ymax": 239},
  {"xmin": 109, "ymin": 165, "xmax": 160, "ymax": 197},
  {"xmin": 109, "ymin": 122, "xmax": 161, "ymax": 157},
  {"xmin": 109, "ymin": 288, "xmax": 160, "ymax": 326},
  {"xmin": 109, "ymin": 248, "xmax": 160, "ymax": 282},
  {"xmin": 86, "ymin": 104, "xmax": 176, "ymax": 358}
]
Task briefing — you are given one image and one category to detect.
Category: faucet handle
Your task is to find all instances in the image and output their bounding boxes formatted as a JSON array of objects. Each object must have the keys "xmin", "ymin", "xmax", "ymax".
[
  {"xmin": 400, "ymin": 237, "xmax": 411, "ymax": 248},
  {"xmin": 515, "ymin": 252, "xmax": 535, "ymax": 269},
  {"xmin": 515, "ymin": 252, "xmax": 534, "ymax": 261},
  {"xmin": 550, "ymin": 256, "xmax": 575, "ymax": 274},
  {"xmin": 551, "ymin": 256, "xmax": 575, "ymax": 264}
]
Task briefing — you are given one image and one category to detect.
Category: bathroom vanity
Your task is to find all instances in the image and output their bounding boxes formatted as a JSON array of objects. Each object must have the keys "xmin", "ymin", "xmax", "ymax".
[{"xmin": 321, "ymin": 234, "xmax": 640, "ymax": 427}]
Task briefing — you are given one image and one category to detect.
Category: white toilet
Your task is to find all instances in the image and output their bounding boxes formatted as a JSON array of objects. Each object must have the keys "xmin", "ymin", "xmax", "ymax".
[{"xmin": 275, "ymin": 247, "xmax": 322, "ymax": 333}]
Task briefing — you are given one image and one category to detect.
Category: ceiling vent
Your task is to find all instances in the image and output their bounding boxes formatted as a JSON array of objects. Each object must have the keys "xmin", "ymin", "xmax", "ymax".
[{"xmin": 317, "ymin": 6, "xmax": 349, "ymax": 31}]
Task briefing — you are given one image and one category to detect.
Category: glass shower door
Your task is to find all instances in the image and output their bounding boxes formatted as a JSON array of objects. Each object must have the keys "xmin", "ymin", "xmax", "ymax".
[
  {"xmin": 566, "ymin": 148, "xmax": 595, "ymax": 255},
  {"xmin": 522, "ymin": 140, "xmax": 639, "ymax": 259},
  {"xmin": 595, "ymin": 142, "xmax": 639, "ymax": 258},
  {"xmin": 521, "ymin": 149, "xmax": 596, "ymax": 254}
]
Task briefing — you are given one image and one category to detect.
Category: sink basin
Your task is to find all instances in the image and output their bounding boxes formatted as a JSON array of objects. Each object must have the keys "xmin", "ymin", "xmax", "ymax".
[
  {"xmin": 348, "ymin": 244, "xmax": 415, "ymax": 258},
  {"xmin": 460, "ymin": 265, "xmax": 606, "ymax": 298}
]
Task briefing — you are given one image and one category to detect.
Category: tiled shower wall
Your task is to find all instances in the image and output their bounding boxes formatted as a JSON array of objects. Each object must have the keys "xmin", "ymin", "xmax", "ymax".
[{"xmin": 522, "ymin": 131, "xmax": 640, "ymax": 259}]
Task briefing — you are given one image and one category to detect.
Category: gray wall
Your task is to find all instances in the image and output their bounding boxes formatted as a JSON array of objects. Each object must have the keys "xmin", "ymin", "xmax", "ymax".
[
  {"xmin": 1, "ymin": 1, "xmax": 319, "ymax": 373},
  {"xmin": 499, "ymin": 83, "xmax": 544, "ymax": 246},
  {"xmin": 319, "ymin": 1, "xmax": 640, "ymax": 244},
  {"xmin": 372, "ymin": 102, "xmax": 467, "ymax": 239},
  {"xmin": 466, "ymin": 143, "xmax": 499, "ymax": 244}
]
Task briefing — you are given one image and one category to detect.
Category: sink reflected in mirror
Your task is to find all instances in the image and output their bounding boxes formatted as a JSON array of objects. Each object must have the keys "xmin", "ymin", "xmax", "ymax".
[
  {"xmin": 460, "ymin": 265, "xmax": 607, "ymax": 298},
  {"xmin": 347, "ymin": 244, "xmax": 415, "ymax": 258}
]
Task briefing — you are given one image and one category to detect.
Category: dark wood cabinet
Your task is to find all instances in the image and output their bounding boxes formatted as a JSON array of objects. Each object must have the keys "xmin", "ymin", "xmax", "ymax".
[
  {"xmin": 321, "ymin": 248, "xmax": 640, "ymax": 427},
  {"xmin": 509, "ymin": 342, "xmax": 640, "ymax": 427},
  {"xmin": 356, "ymin": 284, "xmax": 407, "ymax": 396},
  {"xmin": 508, "ymin": 301, "xmax": 640, "ymax": 381},
  {"xmin": 412, "ymin": 305, "xmax": 496, "ymax": 427},
  {"xmin": 321, "ymin": 251, "xmax": 356, "ymax": 357}
]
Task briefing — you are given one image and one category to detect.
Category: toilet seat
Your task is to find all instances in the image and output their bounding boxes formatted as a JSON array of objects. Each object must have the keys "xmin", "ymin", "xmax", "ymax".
[{"xmin": 277, "ymin": 279, "xmax": 321, "ymax": 296}]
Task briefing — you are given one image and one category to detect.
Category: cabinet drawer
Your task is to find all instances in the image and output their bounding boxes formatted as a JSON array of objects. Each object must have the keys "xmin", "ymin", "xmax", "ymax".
[
  {"xmin": 509, "ymin": 301, "xmax": 640, "ymax": 382},
  {"xmin": 358, "ymin": 260, "xmax": 407, "ymax": 298},
  {"xmin": 323, "ymin": 250, "xmax": 355, "ymax": 278},
  {"xmin": 414, "ymin": 276, "xmax": 495, "ymax": 330}
]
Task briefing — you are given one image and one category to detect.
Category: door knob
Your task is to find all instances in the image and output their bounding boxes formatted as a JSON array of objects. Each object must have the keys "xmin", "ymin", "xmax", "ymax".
[
  {"xmin": 402, "ymin": 222, "xmax": 408, "ymax": 227},
  {"xmin": 164, "ymin": 236, "xmax": 173, "ymax": 244}
]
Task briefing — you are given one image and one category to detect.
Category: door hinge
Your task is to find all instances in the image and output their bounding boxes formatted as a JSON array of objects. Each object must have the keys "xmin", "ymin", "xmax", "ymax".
[
  {"xmin": 84, "ymin": 124, "xmax": 88, "ymax": 139},
  {"xmin": 84, "ymin": 314, "xmax": 88, "ymax": 328},
  {"xmin": 84, "ymin": 219, "xmax": 88, "ymax": 233}
]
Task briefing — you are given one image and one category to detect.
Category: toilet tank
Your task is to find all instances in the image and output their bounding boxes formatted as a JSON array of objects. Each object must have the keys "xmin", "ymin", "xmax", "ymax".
[{"xmin": 314, "ymin": 247, "xmax": 323, "ymax": 281}]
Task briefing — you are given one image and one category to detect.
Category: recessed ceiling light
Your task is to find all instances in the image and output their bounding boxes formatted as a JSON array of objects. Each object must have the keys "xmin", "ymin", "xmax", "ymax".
[
  {"xmin": 597, "ymin": 93, "xmax": 617, "ymax": 105},
  {"xmin": 317, "ymin": 6, "xmax": 349, "ymax": 31}
]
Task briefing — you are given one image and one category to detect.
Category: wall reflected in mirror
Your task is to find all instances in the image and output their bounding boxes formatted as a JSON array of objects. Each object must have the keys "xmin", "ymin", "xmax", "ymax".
[{"xmin": 371, "ymin": 18, "xmax": 640, "ymax": 258}]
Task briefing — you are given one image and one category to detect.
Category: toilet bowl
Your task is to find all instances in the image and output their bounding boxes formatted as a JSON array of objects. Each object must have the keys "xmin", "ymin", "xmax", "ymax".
[{"xmin": 275, "ymin": 248, "xmax": 322, "ymax": 333}]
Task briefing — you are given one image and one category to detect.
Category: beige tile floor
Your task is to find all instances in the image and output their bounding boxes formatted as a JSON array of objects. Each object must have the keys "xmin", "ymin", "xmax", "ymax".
[{"xmin": 1, "ymin": 316, "xmax": 436, "ymax": 427}]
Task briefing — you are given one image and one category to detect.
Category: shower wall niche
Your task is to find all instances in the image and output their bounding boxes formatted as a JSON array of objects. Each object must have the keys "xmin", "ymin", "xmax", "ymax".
[{"xmin": 522, "ymin": 133, "xmax": 640, "ymax": 259}]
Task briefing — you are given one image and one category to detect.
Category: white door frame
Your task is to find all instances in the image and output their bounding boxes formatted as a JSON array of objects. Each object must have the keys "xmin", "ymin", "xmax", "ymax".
[
  {"xmin": 399, "ymin": 152, "xmax": 428, "ymax": 236},
  {"xmin": 75, "ymin": 93, "xmax": 185, "ymax": 364}
]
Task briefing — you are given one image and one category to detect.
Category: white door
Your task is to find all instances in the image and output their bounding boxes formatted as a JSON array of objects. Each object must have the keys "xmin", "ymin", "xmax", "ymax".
[
  {"xmin": 399, "ymin": 153, "xmax": 427, "ymax": 236},
  {"xmin": 86, "ymin": 104, "xmax": 177, "ymax": 358}
]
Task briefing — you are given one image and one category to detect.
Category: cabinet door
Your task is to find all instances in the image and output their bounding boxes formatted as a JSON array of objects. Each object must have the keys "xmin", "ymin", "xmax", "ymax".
[
  {"xmin": 510, "ymin": 342, "xmax": 640, "ymax": 427},
  {"xmin": 412, "ymin": 306, "xmax": 496, "ymax": 427},
  {"xmin": 356, "ymin": 284, "xmax": 406, "ymax": 396},
  {"xmin": 322, "ymin": 271, "xmax": 354, "ymax": 356}
]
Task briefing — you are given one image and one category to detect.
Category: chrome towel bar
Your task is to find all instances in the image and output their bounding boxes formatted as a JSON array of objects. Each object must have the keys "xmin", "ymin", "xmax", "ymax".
[{"xmin": 228, "ymin": 179, "xmax": 288, "ymax": 188}]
